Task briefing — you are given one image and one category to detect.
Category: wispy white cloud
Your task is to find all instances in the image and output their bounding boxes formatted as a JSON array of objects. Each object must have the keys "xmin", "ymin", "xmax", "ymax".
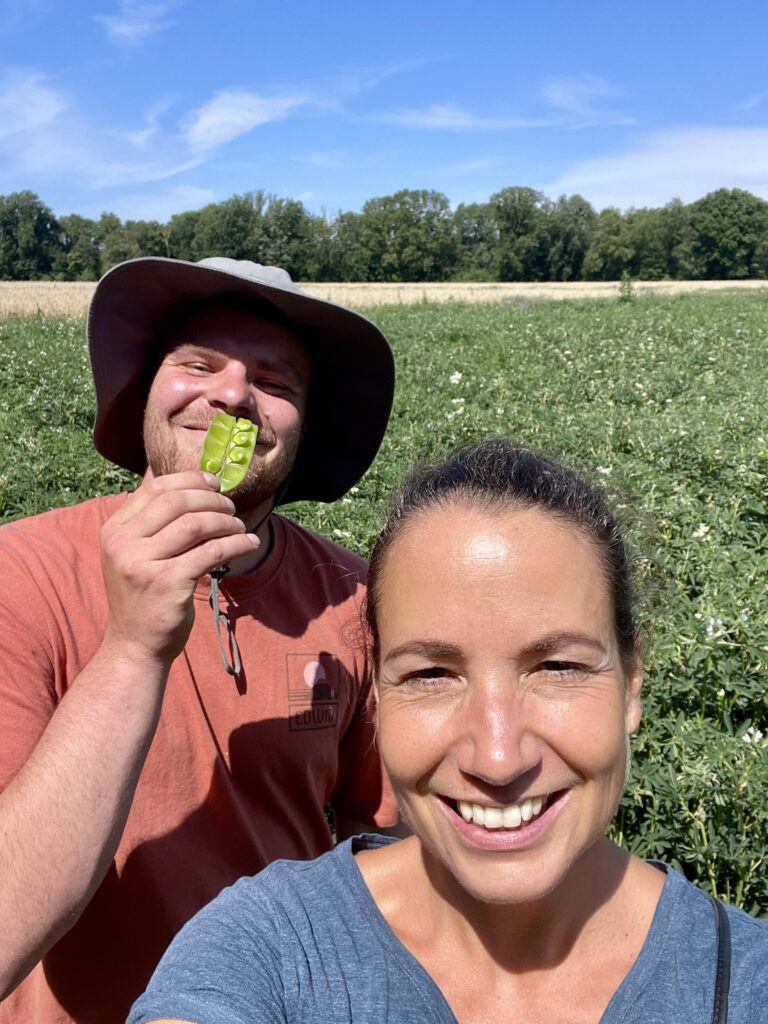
[
  {"xmin": 327, "ymin": 59, "xmax": 436, "ymax": 104},
  {"xmin": 183, "ymin": 89, "xmax": 308, "ymax": 150},
  {"xmin": 734, "ymin": 90, "xmax": 767, "ymax": 112},
  {"xmin": 543, "ymin": 126, "xmax": 768, "ymax": 210},
  {"xmin": 0, "ymin": 67, "xmax": 204, "ymax": 194},
  {"xmin": 541, "ymin": 74, "xmax": 635, "ymax": 127},
  {"xmin": 0, "ymin": 68, "xmax": 67, "ymax": 137},
  {"xmin": 542, "ymin": 74, "xmax": 615, "ymax": 114},
  {"xmin": 90, "ymin": 154, "xmax": 204, "ymax": 190},
  {"xmin": 124, "ymin": 97, "xmax": 173, "ymax": 147},
  {"xmin": 384, "ymin": 103, "xmax": 553, "ymax": 130},
  {"xmin": 94, "ymin": 0, "xmax": 178, "ymax": 44},
  {"xmin": 0, "ymin": 67, "xmax": 317, "ymax": 200}
]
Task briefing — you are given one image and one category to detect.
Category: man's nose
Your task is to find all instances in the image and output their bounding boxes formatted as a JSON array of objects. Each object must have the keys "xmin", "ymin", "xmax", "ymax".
[
  {"xmin": 206, "ymin": 364, "xmax": 257, "ymax": 419},
  {"xmin": 453, "ymin": 682, "xmax": 541, "ymax": 788}
]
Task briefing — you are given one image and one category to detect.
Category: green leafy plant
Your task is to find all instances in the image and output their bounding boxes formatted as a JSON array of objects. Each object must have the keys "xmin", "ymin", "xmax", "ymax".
[{"xmin": 618, "ymin": 270, "xmax": 635, "ymax": 303}]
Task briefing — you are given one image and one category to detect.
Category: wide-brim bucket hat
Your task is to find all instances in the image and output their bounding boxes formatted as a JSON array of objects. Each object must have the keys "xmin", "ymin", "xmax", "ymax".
[{"xmin": 87, "ymin": 257, "xmax": 395, "ymax": 504}]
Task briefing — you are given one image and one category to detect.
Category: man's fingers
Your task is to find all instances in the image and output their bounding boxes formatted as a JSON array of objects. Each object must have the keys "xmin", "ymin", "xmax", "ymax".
[
  {"xmin": 173, "ymin": 531, "xmax": 261, "ymax": 582},
  {"xmin": 115, "ymin": 489, "xmax": 237, "ymax": 542},
  {"xmin": 142, "ymin": 511, "xmax": 252, "ymax": 562},
  {"xmin": 109, "ymin": 472, "xmax": 221, "ymax": 527}
]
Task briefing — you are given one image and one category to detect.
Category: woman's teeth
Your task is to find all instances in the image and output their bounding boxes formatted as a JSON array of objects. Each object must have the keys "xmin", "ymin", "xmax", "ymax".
[{"xmin": 457, "ymin": 796, "xmax": 546, "ymax": 830}]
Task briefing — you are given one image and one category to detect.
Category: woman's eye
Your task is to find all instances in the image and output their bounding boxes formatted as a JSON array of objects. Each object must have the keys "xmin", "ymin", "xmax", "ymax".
[
  {"xmin": 401, "ymin": 666, "xmax": 456, "ymax": 691},
  {"xmin": 537, "ymin": 661, "xmax": 588, "ymax": 677}
]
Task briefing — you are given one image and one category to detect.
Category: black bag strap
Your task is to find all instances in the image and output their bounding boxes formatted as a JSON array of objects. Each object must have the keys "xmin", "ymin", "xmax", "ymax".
[{"xmin": 709, "ymin": 894, "xmax": 731, "ymax": 1024}]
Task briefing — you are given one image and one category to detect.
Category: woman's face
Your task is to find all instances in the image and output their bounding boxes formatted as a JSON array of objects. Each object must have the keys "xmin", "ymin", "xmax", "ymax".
[{"xmin": 375, "ymin": 502, "xmax": 642, "ymax": 906}]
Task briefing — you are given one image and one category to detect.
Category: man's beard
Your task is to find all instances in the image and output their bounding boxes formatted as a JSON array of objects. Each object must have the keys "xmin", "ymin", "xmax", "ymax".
[{"xmin": 142, "ymin": 409, "xmax": 300, "ymax": 517}]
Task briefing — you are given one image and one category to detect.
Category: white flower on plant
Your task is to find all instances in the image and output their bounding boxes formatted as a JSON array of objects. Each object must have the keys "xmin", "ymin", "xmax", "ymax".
[
  {"xmin": 716, "ymin": 688, "xmax": 726, "ymax": 699},
  {"xmin": 449, "ymin": 371, "xmax": 462, "ymax": 384},
  {"xmin": 332, "ymin": 528, "xmax": 351, "ymax": 539},
  {"xmin": 742, "ymin": 726, "xmax": 764, "ymax": 745},
  {"xmin": 451, "ymin": 397, "xmax": 465, "ymax": 405},
  {"xmin": 596, "ymin": 466, "xmax": 612, "ymax": 476},
  {"xmin": 692, "ymin": 523, "xmax": 710, "ymax": 540},
  {"xmin": 706, "ymin": 617, "xmax": 724, "ymax": 637}
]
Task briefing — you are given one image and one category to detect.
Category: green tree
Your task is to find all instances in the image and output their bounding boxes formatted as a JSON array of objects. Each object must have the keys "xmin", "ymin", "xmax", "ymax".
[
  {"xmin": 0, "ymin": 191, "xmax": 63, "ymax": 279},
  {"xmin": 124, "ymin": 219, "xmax": 168, "ymax": 258},
  {"xmin": 324, "ymin": 211, "xmax": 371, "ymax": 281},
  {"xmin": 357, "ymin": 189, "xmax": 456, "ymax": 281},
  {"xmin": 688, "ymin": 188, "xmax": 768, "ymax": 279},
  {"xmin": 658, "ymin": 199, "xmax": 696, "ymax": 280},
  {"xmin": 166, "ymin": 210, "xmax": 201, "ymax": 262},
  {"xmin": 452, "ymin": 202, "xmax": 499, "ymax": 280},
  {"xmin": 253, "ymin": 197, "xmax": 320, "ymax": 280},
  {"xmin": 545, "ymin": 194, "xmax": 597, "ymax": 281},
  {"xmin": 52, "ymin": 213, "xmax": 102, "ymax": 280},
  {"xmin": 583, "ymin": 208, "xmax": 633, "ymax": 280},
  {"xmin": 490, "ymin": 187, "xmax": 551, "ymax": 281},
  {"xmin": 98, "ymin": 212, "xmax": 141, "ymax": 271},
  {"xmin": 191, "ymin": 193, "xmax": 265, "ymax": 262},
  {"xmin": 625, "ymin": 208, "xmax": 668, "ymax": 280}
]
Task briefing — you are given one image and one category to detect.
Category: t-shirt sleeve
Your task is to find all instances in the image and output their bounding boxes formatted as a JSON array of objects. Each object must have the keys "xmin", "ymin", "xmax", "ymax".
[{"xmin": 127, "ymin": 877, "xmax": 286, "ymax": 1024}]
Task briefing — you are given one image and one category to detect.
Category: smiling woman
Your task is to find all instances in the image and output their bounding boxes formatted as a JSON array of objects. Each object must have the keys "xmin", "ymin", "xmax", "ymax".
[{"xmin": 127, "ymin": 440, "xmax": 768, "ymax": 1024}]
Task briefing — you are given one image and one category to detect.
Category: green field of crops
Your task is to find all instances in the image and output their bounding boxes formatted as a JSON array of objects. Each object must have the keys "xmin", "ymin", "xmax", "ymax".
[{"xmin": 1, "ymin": 292, "xmax": 767, "ymax": 911}]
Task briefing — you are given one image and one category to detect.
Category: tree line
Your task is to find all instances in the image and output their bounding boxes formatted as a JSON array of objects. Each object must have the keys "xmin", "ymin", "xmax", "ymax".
[{"xmin": 2, "ymin": 186, "xmax": 768, "ymax": 283}]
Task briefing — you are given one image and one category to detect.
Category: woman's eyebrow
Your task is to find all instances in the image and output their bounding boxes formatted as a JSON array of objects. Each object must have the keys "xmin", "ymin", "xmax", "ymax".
[
  {"xmin": 521, "ymin": 633, "xmax": 607, "ymax": 657},
  {"xmin": 383, "ymin": 639, "xmax": 463, "ymax": 662}
]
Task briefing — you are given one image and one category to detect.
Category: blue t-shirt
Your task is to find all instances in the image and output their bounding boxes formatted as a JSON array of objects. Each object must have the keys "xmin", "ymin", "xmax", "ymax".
[{"xmin": 129, "ymin": 836, "xmax": 768, "ymax": 1024}]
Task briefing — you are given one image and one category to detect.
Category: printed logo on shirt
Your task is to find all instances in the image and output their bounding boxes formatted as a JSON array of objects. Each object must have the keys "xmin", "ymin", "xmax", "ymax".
[{"xmin": 286, "ymin": 654, "xmax": 340, "ymax": 731}]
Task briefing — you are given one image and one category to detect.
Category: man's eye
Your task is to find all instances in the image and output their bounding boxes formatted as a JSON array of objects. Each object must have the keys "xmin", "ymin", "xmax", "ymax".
[
  {"xmin": 183, "ymin": 361, "xmax": 212, "ymax": 374},
  {"xmin": 254, "ymin": 377, "xmax": 293, "ymax": 395}
]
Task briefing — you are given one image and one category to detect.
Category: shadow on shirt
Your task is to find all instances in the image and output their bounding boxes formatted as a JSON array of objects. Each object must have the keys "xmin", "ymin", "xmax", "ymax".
[{"xmin": 42, "ymin": 672, "xmax": 382, "ymax": 1024}]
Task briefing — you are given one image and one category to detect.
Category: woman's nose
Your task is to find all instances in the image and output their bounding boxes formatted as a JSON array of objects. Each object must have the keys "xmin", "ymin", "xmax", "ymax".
[{"xmin": 453, "ymin": 684, "xmax": 541, "ymax": 787}]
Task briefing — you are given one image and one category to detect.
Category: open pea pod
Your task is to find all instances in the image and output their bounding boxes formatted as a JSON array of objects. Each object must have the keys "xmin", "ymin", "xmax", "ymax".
[{"xmin": 199, "ymin": 412, "xmax": 258, "ymax": 492}]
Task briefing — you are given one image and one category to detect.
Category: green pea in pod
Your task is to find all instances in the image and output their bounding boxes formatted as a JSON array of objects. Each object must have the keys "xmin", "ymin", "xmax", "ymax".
[{"xmin": 199, "ymin": 412, "xmax": 258, "ymax": 492}]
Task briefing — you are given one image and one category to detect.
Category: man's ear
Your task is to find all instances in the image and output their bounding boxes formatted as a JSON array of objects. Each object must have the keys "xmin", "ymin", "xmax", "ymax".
[{"xmin": 624, "ymin": 646, "xmax": 644, "ymax": 736}]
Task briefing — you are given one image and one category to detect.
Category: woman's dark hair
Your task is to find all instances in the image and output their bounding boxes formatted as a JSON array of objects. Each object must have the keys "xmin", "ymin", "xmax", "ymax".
[{"xmin": 366, "ymin": 438, "xmax": 638, "ymax": 667}]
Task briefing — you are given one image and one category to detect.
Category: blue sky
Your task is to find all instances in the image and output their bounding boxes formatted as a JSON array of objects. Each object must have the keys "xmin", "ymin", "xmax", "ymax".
[{"xmin": 2, "ymin": 0, "xmax": 768, "ymax": 223}]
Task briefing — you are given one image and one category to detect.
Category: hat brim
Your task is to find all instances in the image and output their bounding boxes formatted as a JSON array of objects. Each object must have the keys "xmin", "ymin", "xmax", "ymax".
[{"xmin": 88, "ymin": 258, "xmax": 394, "ymax": 504}]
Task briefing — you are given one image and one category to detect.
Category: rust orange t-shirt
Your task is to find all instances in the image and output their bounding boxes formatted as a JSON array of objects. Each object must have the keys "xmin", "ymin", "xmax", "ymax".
[{"xmin": 0, "ymin": 495, "xmax": 396, "ymax": 1024}]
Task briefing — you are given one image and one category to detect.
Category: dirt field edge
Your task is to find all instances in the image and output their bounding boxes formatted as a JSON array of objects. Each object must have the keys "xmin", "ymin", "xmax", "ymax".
[{"xmin": 2, "ymin": 279, "xmax": 768, "ymax": 318}]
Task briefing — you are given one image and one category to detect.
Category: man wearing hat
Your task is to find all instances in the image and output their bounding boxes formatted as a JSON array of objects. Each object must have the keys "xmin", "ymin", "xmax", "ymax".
[{"xmin": 0, "ymin": 258, "xmax": 398, "ymax": 1023}]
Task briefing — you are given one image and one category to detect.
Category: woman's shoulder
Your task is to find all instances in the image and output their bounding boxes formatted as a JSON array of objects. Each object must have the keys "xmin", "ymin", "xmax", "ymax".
[
  {"xmin": 651, "ymin": 866, "xmax": 768, "ymax": 1014},
  {"xmin": 660, "ymin": 865, "xmax": 768, "ymax": 941},
  {"xmin": 219, "ymin": 833, "xmax": 397, "ymax": 909},
  {"xmin": 128, "ymin": 836, "xmax": 412, "ymax": 1024}
]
